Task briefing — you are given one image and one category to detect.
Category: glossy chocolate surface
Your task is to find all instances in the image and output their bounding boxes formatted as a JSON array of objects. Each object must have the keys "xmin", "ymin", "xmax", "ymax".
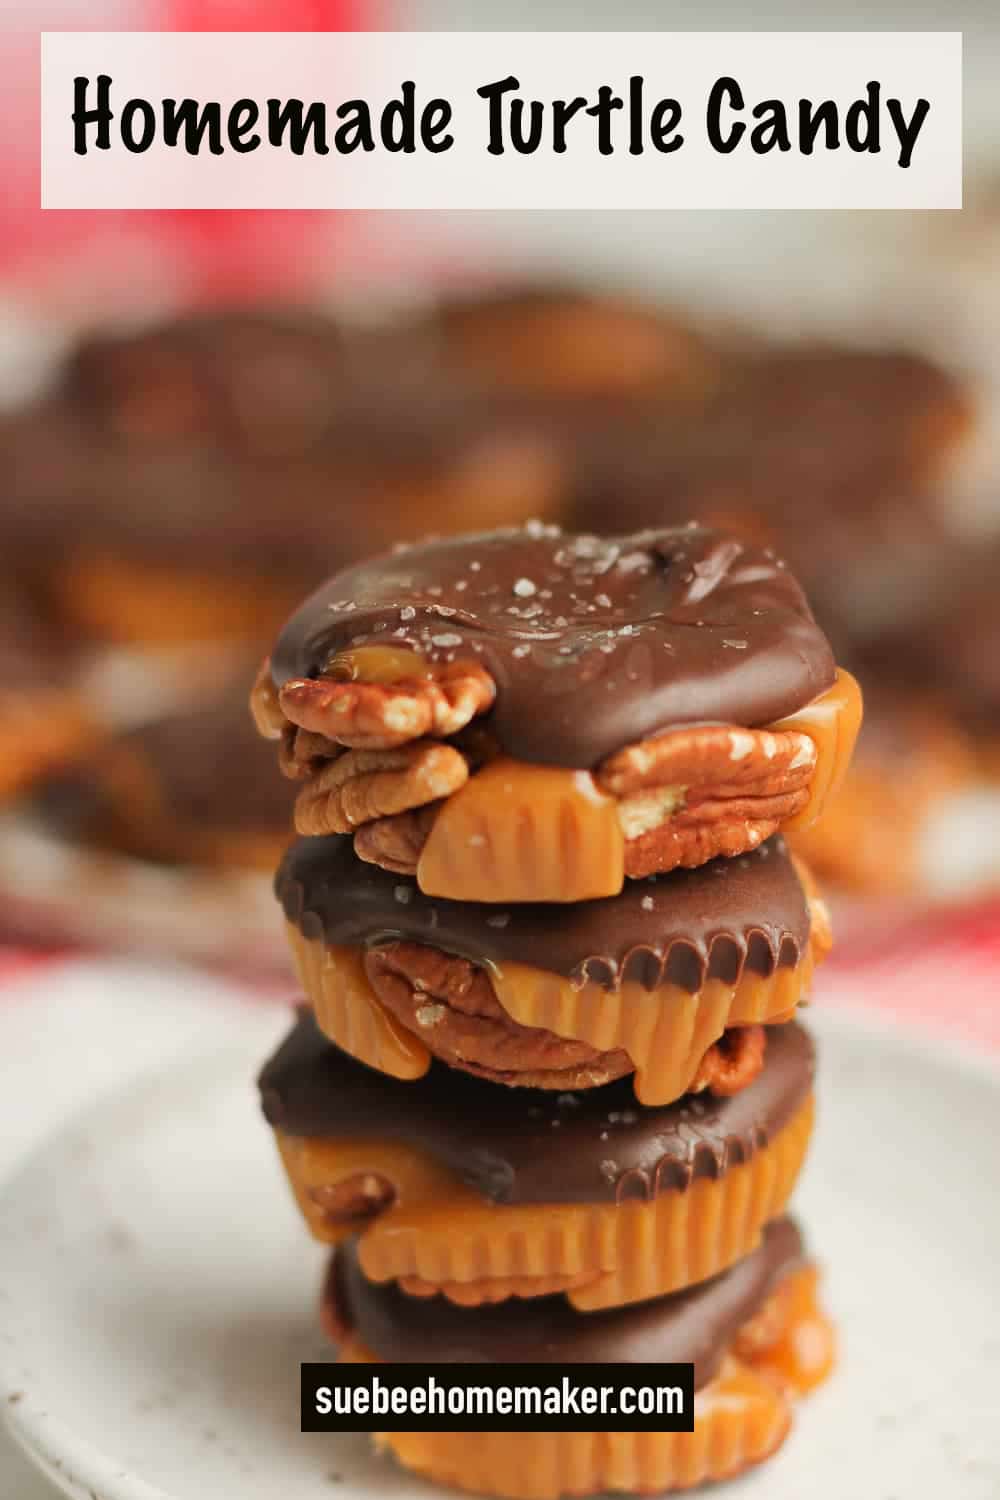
[
  {"xmin": 270, "ymin": 524, "xmax": 836, "ymax": 767},
  {"xmin": 277, "ymin": 834, "xmax": 811, "ymax": 993},
  {"xmin": 329, "ymin": 1215, "xmax": 805, "ymax": 1387},
  {"xmin": 258, "ymin": 1010, "xmax": 814, "ymax": 1205}
]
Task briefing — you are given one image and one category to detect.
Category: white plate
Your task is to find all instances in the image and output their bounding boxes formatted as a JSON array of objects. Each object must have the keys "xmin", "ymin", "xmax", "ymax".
[{"xmin": 2, "ymin": 1008, "xmax": 999, "ymax": 1500}]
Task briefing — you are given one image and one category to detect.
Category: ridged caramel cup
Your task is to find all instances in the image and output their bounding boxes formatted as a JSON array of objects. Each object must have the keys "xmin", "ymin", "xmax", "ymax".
[
  {"xmin": 274, "ymin": 1093, "xmax": 813, "ymax": 1311},
  {"xmin": 329, "ymin": 1264, "xmax": 834, "ymax": 1500},
  {"xmin": 283, "ymin": 847, "xmax": 828, "ymax": 1104}
]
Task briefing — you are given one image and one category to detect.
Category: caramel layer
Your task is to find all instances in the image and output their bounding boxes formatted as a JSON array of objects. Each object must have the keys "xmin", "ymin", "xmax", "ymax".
[
  {"xmin": 328, "ymin": 646, "xmax": 433, "ymax": 684},
  {"xmin": 341, "ymin": 1264, "xmax": 833, "ymax": 1499},
  {"xmin": 274, "ymin": 1093, "xmax": 813, "ymax": 1309},
  {"xmin": 328, "ymin": 1249, "xmax": 833, "ymax": 1498},
  {"xmin": 417, "ymin": 758, "xmax": 625, "ymax": 904},
  {"xmin": 772, "ymin": 668, "xmax": 863, "ymax": 830},
  {"xmin": 490, "ymin": 951, "xmax": 815, "ymax": 1108},
  {"xmin": 286, "ymin": 899, "xmax": 824, "ymax": 1104},
  {"xmin": 287, "ymin": 930, "xmax": 431, "ymax": 1080},
  {"xmin": 334, "ymin": 1343, "xmax": 791, "ymax": 1499},
  {"xmin": 408, "ymin": 674, "xmax": 857, "ymax": 902}
]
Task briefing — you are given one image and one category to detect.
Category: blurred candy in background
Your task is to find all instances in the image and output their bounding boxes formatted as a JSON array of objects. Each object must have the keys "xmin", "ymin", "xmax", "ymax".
[{"xmin": 2, "ymin": 2, "xmax": 1000, "ymax": 968}]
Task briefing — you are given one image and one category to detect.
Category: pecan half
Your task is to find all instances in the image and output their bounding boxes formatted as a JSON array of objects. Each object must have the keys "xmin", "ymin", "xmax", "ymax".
[
  {"xmin": 689, "ymin": 1025, "xmax": 766, "ymax": 1097},
  {"xmin": 601, "ymin": 724, "xmax": 816, "ymax": 874},
  {"xmin": 294, "ymin": 742, "xmax": 468, "ymax": 836},
  {"xmin": 364, "ymin": 941, "xmax": 632, "ymax": 1090},
  {"xmin": 278, "ymin": 659, "xmax": 495, "ymax": 751},
  {"xmin": 334, "ymin": 722, "xmax": 816, "ymax": 877},
  {"xmin": 308, "ymin": 1172, "xmax": 396, "ymax": 1228},
  {"xmin": 278, "ymin": 724, "xmax": 342, "ymax": 782},
  {"xmin": 354, "ymin": 804, "xmax": 442, "ymax": 874}
]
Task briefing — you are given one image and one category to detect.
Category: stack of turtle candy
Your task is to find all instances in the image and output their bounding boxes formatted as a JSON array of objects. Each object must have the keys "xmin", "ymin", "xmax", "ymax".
[{"xmin": 252, "ymin": 522, "xmax": 862, "ymax": 1499}]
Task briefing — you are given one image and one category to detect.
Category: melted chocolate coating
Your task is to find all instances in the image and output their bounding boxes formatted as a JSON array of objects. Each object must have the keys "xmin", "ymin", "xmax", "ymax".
[
  {"xmin": 270, "ymin": 524, "xmax": 835, "ymax": 768},
  {"xmin": 258, "ymin": 1010, "xmax": 814, "ymax": 1205},
  {"xmin": 329, "ymin": 1216, "xmax": 805, "ymax": 1385},
  {"xmin": 277, "ymin": 834, "xmax": 811, "ymax": 993}
]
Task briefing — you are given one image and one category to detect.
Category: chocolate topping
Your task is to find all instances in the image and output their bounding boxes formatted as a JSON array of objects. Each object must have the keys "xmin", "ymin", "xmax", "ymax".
[
  {"xmin": 328, "ymin": 1215, "xmax": 805, "ymax": 1385},
  {"xmin": 258, "ymin": 1010, "xmax": 814, "ymax": 1205},
  {"xmin": 270, "ymin": 524, "xmax": 836, "ymax": 768},
  {"xmin": 276, "ymin": 834, "xmax": 811, "ymax": 993}
]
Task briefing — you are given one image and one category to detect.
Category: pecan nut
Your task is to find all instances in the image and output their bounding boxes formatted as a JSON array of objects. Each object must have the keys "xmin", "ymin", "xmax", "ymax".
[
  {"xmin": 308, "ymin": 1172, "xmax": 396, "ymax": 1227},
  {"xmin": 294, "ymin": 742, "xmax": 468, "ymax": 837},
  {"xmin": 336, "ymin": 723, "xmax": 816, "ymax": 878},
  {"xmin": 354, "ymin": 805, "xmax": 442, "ymax": 874},
  {"xmin": 278, "ymin": 659, "xmax": 495, "ymax": 751},
  {"xmin": 689, "ymin": 1025, "xmax": 767, "ymax": 1097},
  {"xmin": 601, "ymin": 724, "xmax": 816, "ymax": 874},
  {"xmin": 364, "ymin": 941, "xmax": 632, "ymax": 1090},
  {"xmin": 278, "ymin": 724, "xmax": 342, "ymax": 782}
]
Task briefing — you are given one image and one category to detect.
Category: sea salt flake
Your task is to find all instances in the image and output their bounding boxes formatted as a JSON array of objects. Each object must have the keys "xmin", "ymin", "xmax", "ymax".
[
  {"xmin": 431, "ymin": 632, "xmax": 462, "ymax": 648},
  {"xmin": 486, "ymin": 913, "xmax": 510, "ymax": 928},
  {"xmin": 394, "ymin": 885, "xmax": 413, "ymax": 904},
  {"xmin": 513, "ymin": 577, "xmax": 537, "ymax": 598}
]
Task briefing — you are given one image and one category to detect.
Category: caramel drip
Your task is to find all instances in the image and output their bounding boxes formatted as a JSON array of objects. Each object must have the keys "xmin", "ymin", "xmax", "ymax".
[
  {"xmin": 771, "ymin": 668, "xmax": 863, "ymax": 830},
  {"xmin": 273, "ymin": 1094, "xmax": 813, "ymax": 1310},
  {"xmin": 289, "ymin": 918, "xmax": 820, "ymax": 1105},
  {"xmin": 491, "ymin": 947, "xmax": 818, "ymax": 1108},
  {"xmin": 327, "ymin": 646, "xmax": 434, "ymax": 684},
  {"xmin": 416, "ymin": 757, "xmax": 626, "ymax": 904},
  {"xmin": 736, "ymin": 1264, "xmax": 836, "ymax": 1398},
  {"xmin": 287, "ymin": 929, "xmax": 430, "ymax": 1081}
]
